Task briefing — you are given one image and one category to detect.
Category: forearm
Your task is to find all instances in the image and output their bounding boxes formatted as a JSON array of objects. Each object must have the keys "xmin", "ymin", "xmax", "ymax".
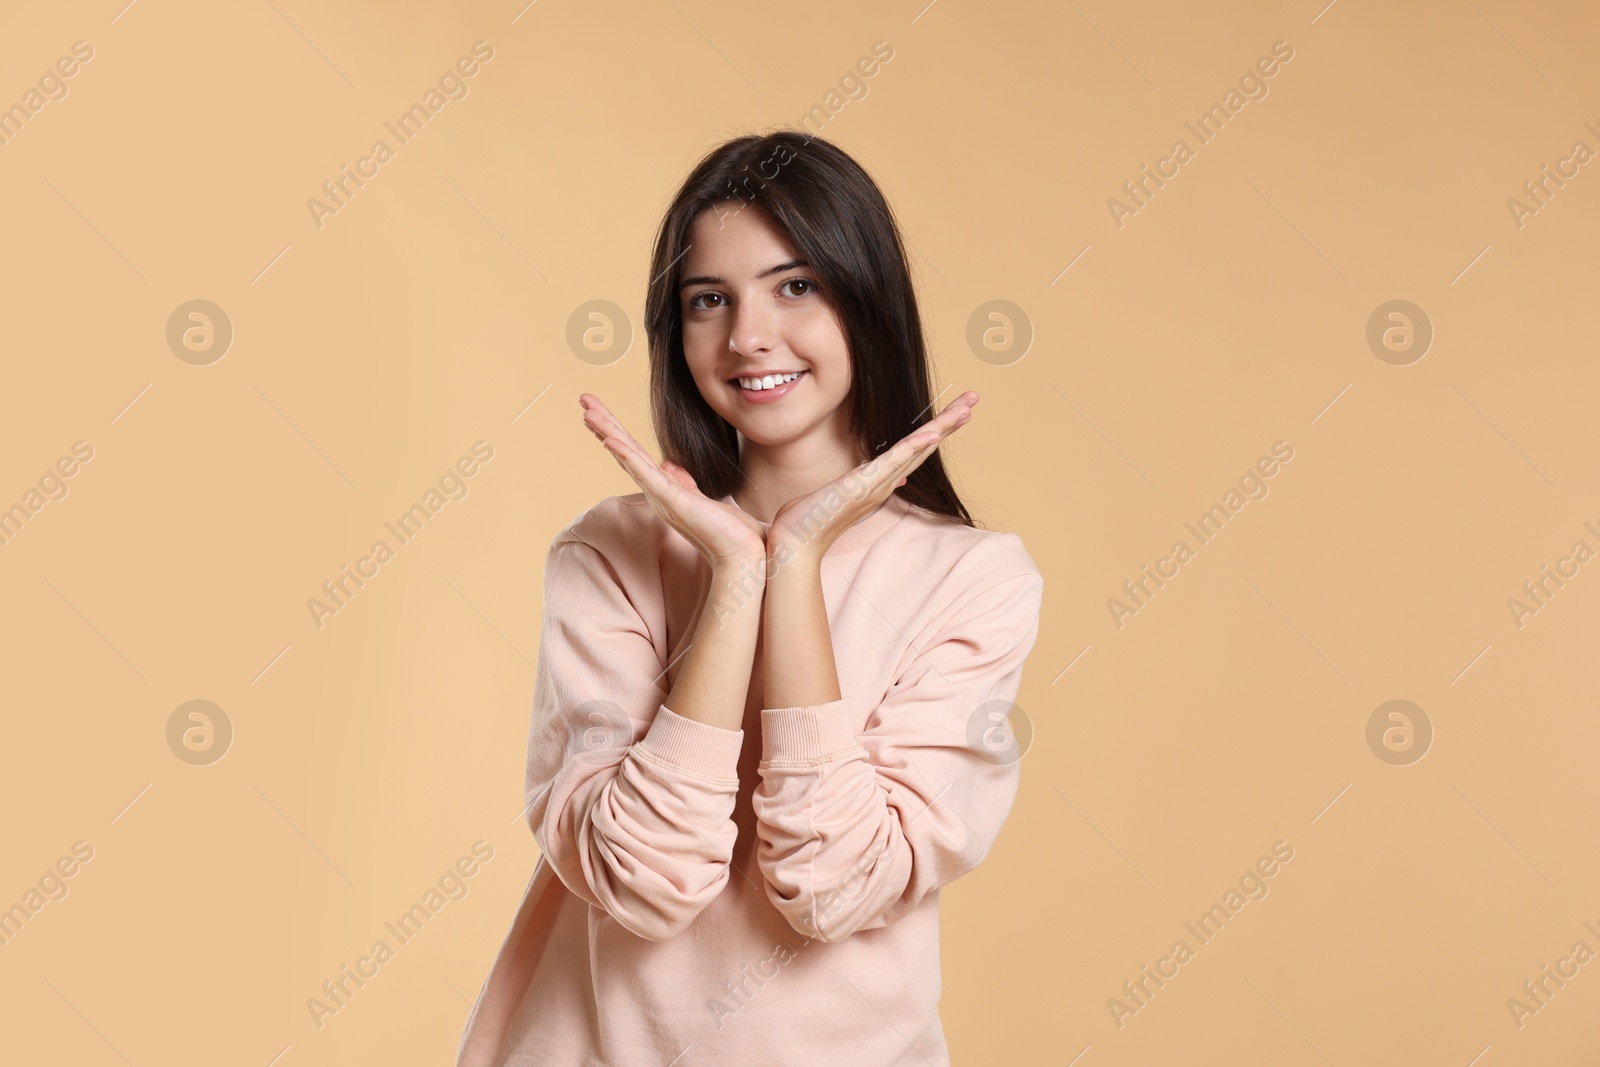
[
  {"xmin": 762, "ymin": 550, "xmax": 841, "ymax": 709},
  {"xmin": 664, "ymin": 557, "xmax": 767, "ymax": 731},
  {"xmin": 755, "ymin": 551, "xmax": 888, "ymax": 943}
]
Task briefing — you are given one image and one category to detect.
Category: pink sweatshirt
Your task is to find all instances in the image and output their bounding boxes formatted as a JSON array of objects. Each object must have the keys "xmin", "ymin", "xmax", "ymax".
[{"xmin": 457, "ymin": 488, "xmax": 1044, "ymax": 1066}]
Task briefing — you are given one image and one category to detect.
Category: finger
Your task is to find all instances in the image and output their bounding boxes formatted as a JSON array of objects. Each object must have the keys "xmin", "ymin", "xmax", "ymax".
[
  {"xmin": 881, "ymin": 415, "xmax": 960, "ymax": 482},
  {"xmin": 860, "ymin": 429, "xmax": 939, "ymax": 487},
  {"xmin": 936, "ymin": 389, "xmax": 978, "ymax": 415},
  {"xmin": 897, "ymin": 422, "xmax": 950, "ymax": 462},
  {"xmin": 941, "ymin": 390, "xmax": 979, "ymax": 416},
  {"xmin": 580, "ymin": 394, "xmax": 615, "ymax": 447},
  {"xmin": 581, "ymin": 396, "xmax": 651, "ymax": 455},
  {"xmin": 580, "ymin": 399, "xmax": 668, "ymax": 488},
  {"xmin": 603, "ymin": 434, "xmax": 678, "ymax": 498},
  {"xmin": 584, "ymin": 408, "xmax": 668, "ymax": 492},
  {"xmin": 889, "ymin": 394, "xmax": 975, "ymax": 465},
  {"xmin": 919, "ymin": 391, "xmax": 977, "ymax": 439}
]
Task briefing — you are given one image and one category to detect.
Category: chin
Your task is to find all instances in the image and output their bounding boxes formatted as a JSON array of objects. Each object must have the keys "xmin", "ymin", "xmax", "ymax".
[
  {"xmin": 732, "ymin": 425, "xmax": 799, "ymax": 447},
  {"xmin": 730, "ymin": 416, "xmax": 815, "ymax": 447}
]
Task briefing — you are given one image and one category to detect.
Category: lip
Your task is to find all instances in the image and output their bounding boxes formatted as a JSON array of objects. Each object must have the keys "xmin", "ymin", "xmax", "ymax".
[{"xmin": 729, "ymin": 369, "xmax": 806, "ymax": 404}]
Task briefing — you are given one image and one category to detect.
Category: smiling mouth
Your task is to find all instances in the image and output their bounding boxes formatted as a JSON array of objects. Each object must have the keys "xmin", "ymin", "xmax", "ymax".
[{"xmin": 730, "ymin": 370, "xmax": 807, "ymax": 392}]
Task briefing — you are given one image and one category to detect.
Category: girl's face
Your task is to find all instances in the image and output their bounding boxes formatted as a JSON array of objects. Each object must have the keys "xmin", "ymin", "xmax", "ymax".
[{"xmin": 678, "ymin": 201, "xmax": 854, "ymax": 450}]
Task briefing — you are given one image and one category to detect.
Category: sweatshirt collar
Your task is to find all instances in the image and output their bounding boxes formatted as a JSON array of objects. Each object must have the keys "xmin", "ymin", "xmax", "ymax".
[{"xmin": 718, "ymin": 491, "xmax": 909, "ymax": 556}]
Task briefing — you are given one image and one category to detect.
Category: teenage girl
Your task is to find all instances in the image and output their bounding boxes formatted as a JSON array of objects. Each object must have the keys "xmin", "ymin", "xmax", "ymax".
[{"xmin": 458, "ymin": 130, "xmax": 1044, "ymax": 1067}]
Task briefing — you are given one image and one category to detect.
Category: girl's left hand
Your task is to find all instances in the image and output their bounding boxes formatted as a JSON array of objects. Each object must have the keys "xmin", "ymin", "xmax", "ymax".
[{"xmin": 766, "ymin": 391, "xmax": 978, "ymax": 562}]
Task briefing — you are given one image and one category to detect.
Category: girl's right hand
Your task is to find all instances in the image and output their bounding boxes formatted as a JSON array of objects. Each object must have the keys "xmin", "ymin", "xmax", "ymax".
[{"xmin": 579, "ymin": 393, "xmax": 767, "ymax": 568}]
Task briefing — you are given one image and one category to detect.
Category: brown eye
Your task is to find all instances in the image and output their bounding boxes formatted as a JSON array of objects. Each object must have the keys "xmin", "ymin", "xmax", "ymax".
[
  {"xmin": 781, "ymin": 278, "xmax": 817, "ymax": 297},
  {"xmin": 689, "ymin": 292, "xmax": 725, "ymax": 310}
]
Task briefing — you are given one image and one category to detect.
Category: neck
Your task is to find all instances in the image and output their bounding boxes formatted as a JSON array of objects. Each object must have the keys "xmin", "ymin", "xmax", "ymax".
[{"xmin": 732, "ymin": 422, "xmax": 867, "ymax": 524}]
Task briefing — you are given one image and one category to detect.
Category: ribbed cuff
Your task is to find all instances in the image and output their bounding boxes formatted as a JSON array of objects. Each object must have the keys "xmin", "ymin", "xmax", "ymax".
[
  {"xmin": 634, "ymin": 703, "xmax": 744, "ymax": 783},
  {"xmin": 759, "ymin": 698, "xmax": 860, "ymax": 765}
]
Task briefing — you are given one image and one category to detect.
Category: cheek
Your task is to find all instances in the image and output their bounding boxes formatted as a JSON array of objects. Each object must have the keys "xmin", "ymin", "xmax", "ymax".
[
  {"xmin": 681, "ymin": 327, "xmax": 720, "ymax": 377},
  {"xmin": 792, "ymin": 310, "xmax": 851, "ymax": 367}
]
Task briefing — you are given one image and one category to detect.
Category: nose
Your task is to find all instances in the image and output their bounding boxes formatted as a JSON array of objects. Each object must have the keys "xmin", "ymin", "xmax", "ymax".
[{"xmin": 726, "ymin": 296, "xmax": 776, "ymax": 357}]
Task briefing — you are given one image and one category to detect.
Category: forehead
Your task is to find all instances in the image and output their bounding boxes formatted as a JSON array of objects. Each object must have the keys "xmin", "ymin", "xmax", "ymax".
[{"xmin": 681, "ymin": 202, "xmax": 800, "ymax": 276}]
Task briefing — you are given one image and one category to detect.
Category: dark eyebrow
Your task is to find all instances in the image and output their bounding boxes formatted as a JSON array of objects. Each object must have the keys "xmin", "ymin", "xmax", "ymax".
[{"xmin": 679, "ymin": 259, "xmax": 810, "ymax": 291}]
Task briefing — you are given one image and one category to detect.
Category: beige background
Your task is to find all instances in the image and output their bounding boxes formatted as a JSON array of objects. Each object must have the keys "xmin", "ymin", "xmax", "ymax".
[{"xmin": 2, "ymin": 0, "xmax": 1597, "ymax": 1063}]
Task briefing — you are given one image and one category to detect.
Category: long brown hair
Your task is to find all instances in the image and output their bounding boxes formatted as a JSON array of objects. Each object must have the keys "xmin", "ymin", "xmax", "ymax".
[{"xmin": 643, "ymin": 130, "xmax": 974, "ymax": 527}]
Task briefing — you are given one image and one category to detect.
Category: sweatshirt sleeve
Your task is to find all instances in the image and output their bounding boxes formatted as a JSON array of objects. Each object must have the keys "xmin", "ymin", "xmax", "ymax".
[
  {"xmin": 750, "ymin": 566, "xmax": 1045, "ymax": 943},
  {"xmin": 522, "ymin": 531, "xmax": 746, "ymax": 942}
]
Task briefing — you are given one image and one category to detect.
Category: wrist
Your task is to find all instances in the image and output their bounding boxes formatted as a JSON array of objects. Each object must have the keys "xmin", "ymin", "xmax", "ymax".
[
  {"xmin": 705, "ymin": 557, "xmax": 767, "ymax": 631},
  {"xmin": 711, "ymin": 554, "xmax": 770, "ymax": 584},
  {"xmin": 765, "ymin": 544, "xmax": 824, "ymax": 584},
  {"xmin": 767, "ymin": 538, "xmax": 826, "ymax": 570}
]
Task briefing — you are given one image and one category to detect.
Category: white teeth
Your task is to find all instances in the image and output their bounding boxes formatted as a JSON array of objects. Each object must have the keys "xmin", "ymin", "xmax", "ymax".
[{"xmin": 737, "ymin": 371, "xmax": 802, "ymax": 391}]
